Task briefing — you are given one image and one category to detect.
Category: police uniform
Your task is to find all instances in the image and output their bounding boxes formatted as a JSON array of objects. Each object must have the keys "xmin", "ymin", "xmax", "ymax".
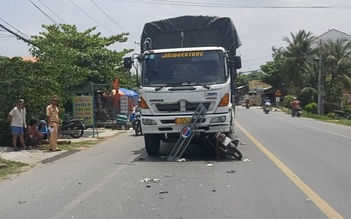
[{"xmin": 46, "ymin": 103, "xmax": 60, "ymax": 150}]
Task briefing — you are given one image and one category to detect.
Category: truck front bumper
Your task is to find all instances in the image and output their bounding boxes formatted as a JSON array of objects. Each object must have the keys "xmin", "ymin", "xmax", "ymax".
[{"xmin": 141, "ymin": 113, "xmax": 231, "ymax": 134}]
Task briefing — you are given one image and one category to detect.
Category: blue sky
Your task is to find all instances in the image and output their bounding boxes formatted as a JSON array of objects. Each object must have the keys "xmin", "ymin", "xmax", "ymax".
[{"xmin": 1, "ymin": 0, "xmax": 351, "ymax": 72}]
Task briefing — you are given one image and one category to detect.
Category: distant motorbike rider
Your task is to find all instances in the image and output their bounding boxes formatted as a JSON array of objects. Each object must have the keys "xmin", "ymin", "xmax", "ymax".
[
  {"xmin": 291, "ymin": 97, "xmax": 300, "ymax": 116},
  {"xmin": 245, "ymin": 98, "xmax": 250, "ymax": 109},
  {"xmin": 263, "ymin": 97, "xmax": 271, "ymax": 111},
  {"xmin": 132, "ymin": 99, "xmax": 142, "ymax": 114},
  {"xmin": 131, "ymin": 99, "xmax": 142, "ymax": 129}
]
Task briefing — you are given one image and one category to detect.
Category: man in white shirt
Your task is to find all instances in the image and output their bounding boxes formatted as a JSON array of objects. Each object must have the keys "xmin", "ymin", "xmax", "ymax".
[{"xmin": 8, "ymin": 99, "xmax": 27, "ymax": 151}]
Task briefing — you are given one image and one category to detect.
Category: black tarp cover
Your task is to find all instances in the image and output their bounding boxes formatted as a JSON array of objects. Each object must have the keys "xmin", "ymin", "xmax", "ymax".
[{"xmin": 141, "ymin": 15, "xmax": 241, "ymax": 55}]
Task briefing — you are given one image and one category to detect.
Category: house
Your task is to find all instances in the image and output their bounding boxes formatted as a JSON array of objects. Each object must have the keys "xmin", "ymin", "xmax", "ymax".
[
  {"xmin": 312, "ymin": 29, "xmax": 351, "ymax": 45},
  {"xmin": 20, "ymin": 56, "xmax": 37, "ymax": 62},
  {"xmin": 312, "ymin": 29, "xmax": 351, "ymax": 103}
]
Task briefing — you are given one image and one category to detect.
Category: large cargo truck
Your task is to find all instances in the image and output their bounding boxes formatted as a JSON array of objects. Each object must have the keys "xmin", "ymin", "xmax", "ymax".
[{"xmin": 124, "ymin": 15, "xmax": 242, "ymax": 156}]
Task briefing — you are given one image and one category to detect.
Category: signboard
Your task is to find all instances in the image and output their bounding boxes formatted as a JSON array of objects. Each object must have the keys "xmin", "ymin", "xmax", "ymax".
[
  {"xmin": 120, "ymin": 96, "xmax": 129, "ymax": 114},
  {"xmin": 73, "ymin": 96, "xmax": 93, "ymax": 125},
  {"xmin": 275, "ymin": 89, "xmax": 282, "ymax": 97}
]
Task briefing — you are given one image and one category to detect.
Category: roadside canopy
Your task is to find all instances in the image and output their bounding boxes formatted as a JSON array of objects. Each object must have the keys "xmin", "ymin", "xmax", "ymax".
[{"xmin": 118, "ymin": 88, "xmax": 139, "ymax": 98}]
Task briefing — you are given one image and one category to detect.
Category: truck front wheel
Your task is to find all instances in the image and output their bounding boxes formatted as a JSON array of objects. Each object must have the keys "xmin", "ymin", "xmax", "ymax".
[{"xmin": 144, "ymin": 134, "xmax": 161, "ymax": 156}]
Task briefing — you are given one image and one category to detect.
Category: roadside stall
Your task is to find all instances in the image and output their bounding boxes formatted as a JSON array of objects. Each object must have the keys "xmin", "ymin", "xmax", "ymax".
[{"xmin": 112, "ymin": 88, "xmax": 139, "ymax": 129}]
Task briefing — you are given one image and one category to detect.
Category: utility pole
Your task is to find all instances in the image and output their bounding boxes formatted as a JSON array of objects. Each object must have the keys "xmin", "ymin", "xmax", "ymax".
[{"xmin": 317, "ymin": 39, "xmax": 324, "ymax": 115}]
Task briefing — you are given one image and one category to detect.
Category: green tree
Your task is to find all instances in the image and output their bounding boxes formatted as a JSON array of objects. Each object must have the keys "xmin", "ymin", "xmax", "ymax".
[
  {"xmin": 236, "ymin": 70, "xmax": 264, "ymax": 87},
  {"xmin": 30, "ymin": 24, "xmax": 133, "ymax": 95},
  {"xmin": 320, "ymin": 38, "xmax": 351, "ymax": 111},
  {"xmin": 282, "ymin": 30, "xmax": 316, "ymax": 92},
  {"xmin": 260, "ymin": 47, "xmax": 285, "ymax": 88},
  {"xmin": 0, "ymin": 24, "xmax": 135, "ymax": 145}
]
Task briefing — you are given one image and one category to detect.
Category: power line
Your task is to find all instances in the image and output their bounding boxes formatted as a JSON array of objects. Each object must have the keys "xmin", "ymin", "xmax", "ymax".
[
  {"xmin": 0, "ymin": 23, "xmax": 38, "ymax": 47},
  {"xmin": 37, "ymin": 0, "xmax": 66, "ymax": 23},
  {"xmin": 90, "ymin": 0, "xmax": 139, "ymax": 39},
  {"xmin": 242, "ymin": 55, "xmax": 272, "ymax": 62},
  {"xmin": 69, "ymin": 0, "xmax": 116, "ymax": 34},
  {"xmin": 0, "ymin": 17, "xmax": 31, "ymax": 39},
  {"xmin": 112, "ymin": 0, "xmax": 351, "ymax": 9},
  {"xmin": 28, "ymin": 0, "xmax": 60, "ymax": 25}
]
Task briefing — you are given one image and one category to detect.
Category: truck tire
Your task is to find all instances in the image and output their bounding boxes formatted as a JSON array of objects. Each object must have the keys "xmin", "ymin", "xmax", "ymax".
[{"xmin": 144, "ymin": 134, "xmax": 160, "ymax": 156}]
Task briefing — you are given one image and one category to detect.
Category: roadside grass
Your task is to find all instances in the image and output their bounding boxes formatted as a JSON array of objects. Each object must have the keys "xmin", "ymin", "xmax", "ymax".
[
  {"xmin": 281, "ymin": 107, "xmax": 351, "ymax": 126},
  {"xmin": 39, "ymin": 140, "xmax": 98, "ymax": 151},
  {"xmin": 0, "ymin": 158, "xmax": 28, "ymax": 179},
  {"xmin": 0, "ymin": 133, "xmax": 120, "ymax": 179}
]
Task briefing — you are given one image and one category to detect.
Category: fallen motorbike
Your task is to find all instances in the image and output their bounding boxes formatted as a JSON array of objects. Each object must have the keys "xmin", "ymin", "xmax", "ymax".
[
  {"xmin": 59, "ymin": 118, "xmax": 86, "ymax": 138},
  {"xmin": 133, "ymin": 112, "xmax": 142, "ymax": 136},
  {"xmin": 205, "ymin": 132, "xmax": 242, "ymax": 160},
  {"xmin": 291, "ymin": 107, "xmax": 302, "ymax": 117}
]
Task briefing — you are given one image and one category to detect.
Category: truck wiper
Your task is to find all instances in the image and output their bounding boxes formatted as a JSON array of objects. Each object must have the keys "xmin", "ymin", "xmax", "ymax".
[
  {"xmin": 155, "ymin": 87, "xmax": 164, "ymax": 91},
  {"xmin": 202, "ymin": 84, "xmax": 211, "ymax": 89},
  {"xmin": 168, "ymin": 86, "xmax": 196, "ymax": 91}
]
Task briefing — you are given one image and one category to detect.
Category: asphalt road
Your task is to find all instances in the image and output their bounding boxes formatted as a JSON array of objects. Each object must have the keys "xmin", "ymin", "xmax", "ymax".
[{"xmin": 0, "ymin": 107, "xmax": 350, "ymax": 219}]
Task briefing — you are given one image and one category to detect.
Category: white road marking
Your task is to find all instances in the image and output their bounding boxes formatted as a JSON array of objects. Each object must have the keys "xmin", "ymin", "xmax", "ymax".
[
  {"xmin": 51, "ymin": 164, "xmax": 128, "ymax": 219},
  {"xmin": 304, "ymin": 125, "xmax": 351, "ymax": 140}
]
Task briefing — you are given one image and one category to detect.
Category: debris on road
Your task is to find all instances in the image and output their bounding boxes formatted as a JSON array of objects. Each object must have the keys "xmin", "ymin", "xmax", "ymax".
[
  {"xmin": 305, "ymin": 198, "xmax": 313, "ymax": 203},
  {"xmin": 146, "ymin": 185, "xmax": 151, "ymax": 188},
  {"xmin": 240, "ymin": 142, "xmax": 246, "ymax": 145},
  {"xmin": 243, "ymin": 158, "xmax": 251, "ymax": 162},
  {"xmin": 206, "ymin": 163, "xmax": 213, "ymax": 167},
  {"xmin": 177, "ymin": 158, "xmax": 186, "ymax": 162},
  {"xmin": 141, "ymin": 177, "xmax": 160, "ymax": 183},
  {"xmin": 226, "ymin": 170, "xmax": 236, "ymax": 173},
  {"xmin": 165, "ymin": 174, "xmax": 174, "ymax": 177},
  {"xmin": 212, "ymin": 189, "xmax": 216, "ymax": 192},
  {"xmin": 159, "ymin": 191, "xmax": 169, "ymax": 194},
  {"xmin": 18, "ymin": 200, "xmax": 27, "ymax": 204}
]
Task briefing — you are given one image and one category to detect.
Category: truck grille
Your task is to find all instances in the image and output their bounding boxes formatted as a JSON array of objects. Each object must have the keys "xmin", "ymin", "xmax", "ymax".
[{"xmin": 155, "ymin": 102, "xmax": 211, "ymax": 112}]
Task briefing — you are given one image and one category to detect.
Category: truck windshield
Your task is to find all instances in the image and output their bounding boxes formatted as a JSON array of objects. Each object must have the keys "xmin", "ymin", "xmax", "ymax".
[{"xmin": 142, "ymin": 50, "xmax": 226, "ymax": 86}]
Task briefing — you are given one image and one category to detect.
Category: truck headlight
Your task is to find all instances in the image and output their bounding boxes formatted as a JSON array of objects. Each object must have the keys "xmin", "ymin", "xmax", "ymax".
[
  {"xmin": 210, "ymin": 116, "xmax": 226, "ymax": 123},
  {"xmin": 142, "ymin": 118, "xmax": 157, "ymax": 125}
]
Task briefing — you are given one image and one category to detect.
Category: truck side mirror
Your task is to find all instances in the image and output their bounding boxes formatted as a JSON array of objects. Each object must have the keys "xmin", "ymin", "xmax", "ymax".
[
  {"xmin": 123, "ymin": 57, "xmax": 133, "ymax": 69},
  {"xmin": 233, "ymin": 56, "xmax": 242, "ymax": 70}
]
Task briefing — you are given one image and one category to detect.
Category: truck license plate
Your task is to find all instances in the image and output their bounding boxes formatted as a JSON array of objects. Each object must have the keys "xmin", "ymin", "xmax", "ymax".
[{"xmin": 175, "ymin": 117, "xmax": 191, "ymax": 125}]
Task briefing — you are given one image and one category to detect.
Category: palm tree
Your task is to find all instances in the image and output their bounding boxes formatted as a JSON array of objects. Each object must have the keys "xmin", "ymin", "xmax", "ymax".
[
  {"xmin": 320, "ymin": 38, "xmax": 351, "ymax": 111},
  {"xmin": 282, "ymin": 30, "xmax": 317, "ymax": 92}
]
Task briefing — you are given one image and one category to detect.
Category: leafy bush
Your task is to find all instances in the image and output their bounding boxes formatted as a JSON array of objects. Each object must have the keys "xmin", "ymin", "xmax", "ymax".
[
  {"xmin": 326, "ymin": 113, "xmax": 334, "ymax": 118},
  {"xmin": 299, "ymin": 87, "xmax": 318, "ymax": 107},
  {"xmin": 282, "ymin": 95, "xmax": 295, "ymax": 108},
  {"xmin": 304, "ymin": 102, "xmax": 318, "ymax": 114}
]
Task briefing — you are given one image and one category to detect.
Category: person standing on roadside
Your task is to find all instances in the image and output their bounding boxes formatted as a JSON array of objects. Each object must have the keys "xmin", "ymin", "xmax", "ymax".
[
  {"xmin": 46, "ymin": 95, "xmax": 61, "ymax": 151},
  {"xmin": 8, "ymin": 99, "xmax": 27, "ymax": 151}
]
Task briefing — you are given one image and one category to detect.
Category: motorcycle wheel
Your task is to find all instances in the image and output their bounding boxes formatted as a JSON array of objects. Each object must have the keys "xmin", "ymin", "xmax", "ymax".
[
  {"xmin": 135, "ymin": 125, "xmax": 140, "ymax": 136},
  {"xmin": 227, "ymin": 143, "xmax": 242, "ymax": 160},
  {"xmin": 70, "ymin": 126, "xmax": 84, "ymax": 138}
]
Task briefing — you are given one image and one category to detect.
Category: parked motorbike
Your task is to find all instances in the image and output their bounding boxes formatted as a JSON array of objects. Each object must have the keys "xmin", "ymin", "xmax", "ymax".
[
  {"xmin": 205, "ymin": 132, "xmax": 242, "ymax": 160},
  {"xmin": 291, "ymin": 107, "xmax": 302, "ymax": 117},
  {"xmin": 133, "ymin": 112, "xmax": 142, "ymax": 136},
  {"xmin": 59, "ymin": 118, "xmax": 86, "ymax": 138}
]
